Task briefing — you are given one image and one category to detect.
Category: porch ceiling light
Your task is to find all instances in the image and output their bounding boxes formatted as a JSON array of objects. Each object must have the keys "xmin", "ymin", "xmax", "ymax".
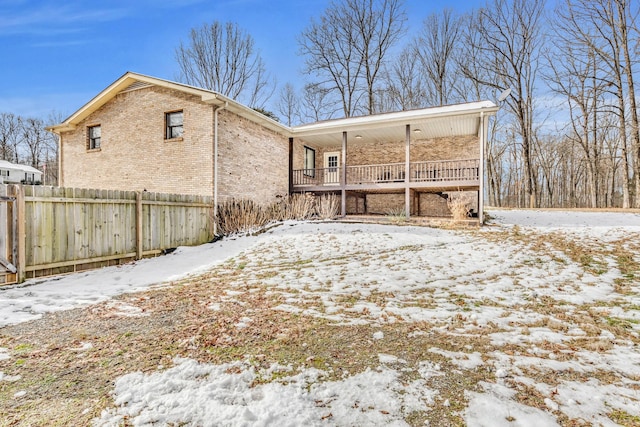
[
  {"xmin": 413, "ymin": 128, "xmax": 422, "ymax": 133},
  {"xmin": 355, "ymin": 134, "xmax": 363, "ymax": 139}
]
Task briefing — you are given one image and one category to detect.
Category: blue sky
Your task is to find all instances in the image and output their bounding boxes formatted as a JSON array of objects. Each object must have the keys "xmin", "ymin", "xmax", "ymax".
[{"xmin": 0, "ymin": 0, "xmax": 488, "ymax": 121}]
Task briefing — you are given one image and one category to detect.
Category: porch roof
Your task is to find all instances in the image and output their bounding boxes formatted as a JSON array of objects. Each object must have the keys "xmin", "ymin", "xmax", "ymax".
[{"xmin": 290, "ymin": 101, "xmax": 499, "ymax": 147}]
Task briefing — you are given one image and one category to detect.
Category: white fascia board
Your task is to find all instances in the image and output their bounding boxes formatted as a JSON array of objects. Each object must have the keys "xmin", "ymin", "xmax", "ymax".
[{"xmin": 292, "ymin": 101, "xmax": 499, "ymax": 137}]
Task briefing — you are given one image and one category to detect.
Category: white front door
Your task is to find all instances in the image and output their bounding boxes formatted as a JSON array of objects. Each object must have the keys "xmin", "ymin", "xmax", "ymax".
[{"xmin": 324, "ymin": 152, "xmax": 340, "ymax": 185}]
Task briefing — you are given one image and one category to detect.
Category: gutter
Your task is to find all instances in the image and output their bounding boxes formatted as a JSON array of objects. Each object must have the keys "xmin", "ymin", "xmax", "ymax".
[{"xmin": 291, "ymin": 104, "xmax": 500, "ymax": 137}]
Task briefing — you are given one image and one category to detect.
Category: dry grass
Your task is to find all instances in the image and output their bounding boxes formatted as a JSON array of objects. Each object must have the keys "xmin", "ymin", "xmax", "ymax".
[
  {"xmin": 0, "ymin": 274, "xmax": 496, "ymax": 426},
  {"xmin": 386, "ymin": 207, "xmax": 408, "ymax": 224},
  {"xmin": 447, "ymin": 193, "xmax": 473, "ymax": 221}
]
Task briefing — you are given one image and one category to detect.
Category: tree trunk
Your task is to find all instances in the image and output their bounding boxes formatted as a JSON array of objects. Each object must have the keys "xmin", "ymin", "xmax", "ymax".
[{"xmin": 618, "ymin": 1, "xmax": 640, "ymax": 207}]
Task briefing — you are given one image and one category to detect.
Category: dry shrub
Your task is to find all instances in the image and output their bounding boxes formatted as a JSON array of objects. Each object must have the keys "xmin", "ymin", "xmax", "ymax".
[
  {"xmin": 265, "ymin": 196, "xmax": 288, "ymax": 222},
  {"xmin": 216, "ymin": 199, "xmax": 270, "ymax": 235},
  {"xmin": 447, "ymin": 192, "xmax": 473, "ymax": 220},
  {"xmin": 286, "ymin": 193, "xmax": 316, "ymax": 220},
  {"xmin": 216, "ymin": 193, "xmax": 332, "ymax": 236},
  {"xmin": 266, "ymin": 194, "xmax": 315, "ymax": 221},
  {"xmin": 315, "ymin": 193, "xmax": 339, "ymax": 219}
]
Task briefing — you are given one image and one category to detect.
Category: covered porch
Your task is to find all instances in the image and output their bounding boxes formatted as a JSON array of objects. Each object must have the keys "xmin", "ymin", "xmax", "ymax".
[{"xmin": 287, "ymin": 101, "xmax": 498, "ymax": 222}]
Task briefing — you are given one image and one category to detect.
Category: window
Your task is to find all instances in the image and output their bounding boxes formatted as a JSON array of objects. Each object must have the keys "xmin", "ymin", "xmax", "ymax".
[
  {"xmin": 304, "ymin": 146, "xmax": 315, "ymax": 177},
  {"xmin": 0, "ymin": 170, "xmax": 8, "ymax": 177},
  {"xmin": 165, "ymin": 110, "xmax": 184, "ymax": 139},
  {"xmin": 87, "ymin": 125, "xmax": 101, "ymax": 150}
]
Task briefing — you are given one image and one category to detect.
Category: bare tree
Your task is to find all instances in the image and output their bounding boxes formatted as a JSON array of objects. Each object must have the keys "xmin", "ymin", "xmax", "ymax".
[
  {"xmin": 20, "ymin": 117, "xmax": 57, "ymax": 172},
  {"xmin": 0, "ymin": 113, "xmax": 19, "ymax": 162},
  {"xmin": 20, "ymin": 117, "xmax": 42, "ymax": 168},
  {"xmin": 349, "ymin": 0, "xmax": 406, "ymax": 114},
  {"xmin": 461, "ymin": 0, "xmax": 546, "ymax": 208},
  {"xmin": 300, "ymin": 83, "xmax": 340, "ymax": 123},
  {"xmin": 0, "ymin": 111, "xmax": 61, "ymax": 185},
  {"xmin": 453, "ymin": 14, "xmax": 493, "ymax": 103},
  {"xmin": 299, "ymin": 0, "xmax": 406, "ymax": 117},
  {"xmin": 175, "ymin": 21, "xmax": 274, "ymax": 108},
  {"xmin": 545, "ymin": 19, "xmax": 607, "ymax": 208},
  {"xmin": 414, "ymin": 9, "xmax": 462, "ymax": 106},
  {"xmin": 617, "ymin": 1, "xmax": 640, "ymax": 207},
  {"xmin": 486, "ymin": 117, "xmax": 508, "ymax": 206},
  {"xmin": 276, "ymin": 83, "xmax": 301, "ymax": 126},
  {"xmin": 550, "ymin": 0, "xmax": 640, "ymax": 207},
  {"xmin": 380, "ymin": 46, "xmax": 427, "ymax": 111}
]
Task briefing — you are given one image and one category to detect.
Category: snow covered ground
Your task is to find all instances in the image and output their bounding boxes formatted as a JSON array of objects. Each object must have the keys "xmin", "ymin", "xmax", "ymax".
[{"xmin": 1, "ymin": 209, "xmax": 639, "ymax": 426}]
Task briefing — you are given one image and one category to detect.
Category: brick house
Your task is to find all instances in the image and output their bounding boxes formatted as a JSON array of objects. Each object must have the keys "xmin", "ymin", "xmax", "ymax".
[{"xmin": 48, "ymin": 72, "xmax": 498, "ymax": 222}]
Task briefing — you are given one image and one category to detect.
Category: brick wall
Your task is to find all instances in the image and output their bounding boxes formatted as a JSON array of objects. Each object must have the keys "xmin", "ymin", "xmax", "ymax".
[
  {"xmin": 60, "ymin": 86, "xmax": 214, "ymax": 196},
  {"xmin": 59, "ymin": 86, "xmax": 289, "ymax": 204},
  {"xmin": 293, "ymin": 135, "xmax": 477, "ymax": 171},
  {"xmin": 311, "ymin": 135, "xmax": 478, "ymax": 167},
  {"xmin": 419, "ymin": 193, "xmax": 451, "ymax": 217},
  {"xmin": 217, "ymin": 111, "xmax": 289, "ymax": 205},
  {"xmin": 345, "ymin": 193, "xmax": 441, "ymax": 216},
  {"xmin": 292, "ymin": 138, "xmax": 310, "ymax": 170}
]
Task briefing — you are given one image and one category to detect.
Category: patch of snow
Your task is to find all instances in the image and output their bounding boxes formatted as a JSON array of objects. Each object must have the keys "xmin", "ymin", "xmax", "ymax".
[
  {"xmin": 378, "ymin": 354, "xmax": 407, "ymax": 365},
  {"xmin": 465, "ymin": 382, "xmax": 558, "ymax": 427},
  {"xmin": 70, "ymin": 342, "xmax": 93, "ymax": 352},
  {"xmin": 495, "ymin": 368, "xmax": 509, "ymax": 378},
  {"xmin": 0, "ymin": 233, "xmax": 261, "ymax": 327},
  {"xmin": 235, "ymin": 317, "xmax": 252, "ymax": 328},
  {"xmin": 0, "ymin": 373, "xmax": 21, "ymax": 382},
  {"xmin": 102, "ymin": 300, "xmax": 148, "ymax": 318},
  {"xmin": 373, "ymin": 331, "xmax": 384, "ymax": 340},
  {"xmin": 0, "ymin": 347, "xmax": 9, "ymax": 361},
  {"xmin": 94, "ymin": 358, "xmax": 437, "ymax": 426},
  {"xmin": 487, "ymin": 209, "xmax": 640, "ymax": 229},
  {"xmin": 539, "ymin": 379, "xmax": 640, "ymax": 426},
  {"xmin": 429, "ymin": 348, "xmax": 484, "ymax": 370}
]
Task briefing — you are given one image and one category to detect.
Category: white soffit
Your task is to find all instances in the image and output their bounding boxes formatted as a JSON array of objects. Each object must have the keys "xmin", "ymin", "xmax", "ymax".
[{"xmin": 292, "ymin": 101, "xmax": 497, "ymax": 147}]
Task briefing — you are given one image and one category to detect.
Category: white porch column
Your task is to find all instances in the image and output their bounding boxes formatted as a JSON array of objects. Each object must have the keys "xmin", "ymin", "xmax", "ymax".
[
  {"xmin": 479, "ymin": 112, "xmax": 486, "ymax": 224},
  {"xmin": 405, "ymin": 124, "xmax": 411, "ymax": 218},
  {"xmin": 341, "ymin": 131, "xmax": 347, "ymax": 217}
]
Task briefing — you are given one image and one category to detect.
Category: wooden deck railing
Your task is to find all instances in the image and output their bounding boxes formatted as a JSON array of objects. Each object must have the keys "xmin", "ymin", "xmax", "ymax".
[
  {"xmin": 292, "ymin": 168, "xmax": 341, "ymax": 186},
  {"xmin": 292, "ymin": 159, "xmax": 479, "ymax": 187},
  {"xmin": 347, "ymin": 163, "xmax": 405, "ymax": 184},
  {"xmin": 411, "ymin": 159, "xmax": 479, "ymax": 182}
]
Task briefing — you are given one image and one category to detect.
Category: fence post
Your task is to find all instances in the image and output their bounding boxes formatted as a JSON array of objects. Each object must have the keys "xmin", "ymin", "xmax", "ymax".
[
  {"xmin": 135, "ymin": 191, "xmax": 143, "ymax": 260},
  {"xmin": 11, "ymin": 185, "xmax": 26, "ymax": 283}
]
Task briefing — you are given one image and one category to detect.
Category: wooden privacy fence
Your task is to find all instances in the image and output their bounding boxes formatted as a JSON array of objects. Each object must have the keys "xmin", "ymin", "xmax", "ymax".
[{"xmin": 0, "ymin": 184, "xmax": 214, "ymax": 284}]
